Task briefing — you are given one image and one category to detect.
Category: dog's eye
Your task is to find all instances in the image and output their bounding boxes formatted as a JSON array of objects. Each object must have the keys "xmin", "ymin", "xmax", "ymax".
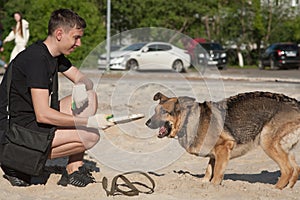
[{"xmin": 161, "ymin": 110, "xmax": 169, "ymax": 115}]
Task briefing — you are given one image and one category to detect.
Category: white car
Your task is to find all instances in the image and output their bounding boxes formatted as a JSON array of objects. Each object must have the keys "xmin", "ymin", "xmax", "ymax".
[{"xmin": 98, "ymin": 42, "xmax": 191, "ymax": 72}]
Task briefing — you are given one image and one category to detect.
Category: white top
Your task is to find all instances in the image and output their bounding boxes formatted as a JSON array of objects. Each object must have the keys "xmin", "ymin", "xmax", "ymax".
[{"xmin": 4, "ymin": 19, "xmax": 29, "ymax": 46}]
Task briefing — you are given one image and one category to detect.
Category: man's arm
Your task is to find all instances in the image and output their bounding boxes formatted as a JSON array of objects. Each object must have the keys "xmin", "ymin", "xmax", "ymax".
[
  {"xmin": 31, "ymin": 88, "xmax": 87, "ymax": 127},
  {"xmin": 63, "ymin": 66, "xmax": 93, "ymax": 90},
  {"xmin": 31, "ymin": 88, "xmax": 113, "ymax": 129},
  {"xmin": 63, "ymin": 66, "xmax": 94, "ymax": 110}
]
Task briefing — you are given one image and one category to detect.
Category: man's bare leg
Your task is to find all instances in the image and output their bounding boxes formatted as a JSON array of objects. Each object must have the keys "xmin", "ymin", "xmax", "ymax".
[{"xmin": 50, "ymin": 91, "xmax": 99, "ymax": 174}]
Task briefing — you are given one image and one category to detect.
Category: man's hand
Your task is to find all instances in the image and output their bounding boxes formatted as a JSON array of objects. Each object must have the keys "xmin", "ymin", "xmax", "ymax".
[
  {"xmin": 87, "ymin": 114, "xmax": 115, "ymax": 129},
  {"xmin": 72, "ymin": 83, "xmax": 88, "ymax": 110}
]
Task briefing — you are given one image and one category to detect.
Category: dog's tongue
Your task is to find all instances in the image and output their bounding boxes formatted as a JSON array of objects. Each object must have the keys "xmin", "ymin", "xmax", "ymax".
[{"xmin": 158, "ymin": 126, "xmax": 168, "ymax": 138}]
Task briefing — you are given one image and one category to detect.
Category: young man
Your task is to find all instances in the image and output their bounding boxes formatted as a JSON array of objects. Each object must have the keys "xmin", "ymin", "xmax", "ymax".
[{"xmin": 0, "ymin": 9, "xmax": 112, "ymax": 187}]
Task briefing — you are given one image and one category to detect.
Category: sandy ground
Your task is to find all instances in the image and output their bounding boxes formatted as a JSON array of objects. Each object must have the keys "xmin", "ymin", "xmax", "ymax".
[{"xmin": 1, "ymin": 68, "xmax": 300, "ymax": 200}]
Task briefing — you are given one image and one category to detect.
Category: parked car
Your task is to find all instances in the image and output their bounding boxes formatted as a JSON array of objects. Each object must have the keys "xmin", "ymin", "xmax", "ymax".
[
  {"xmin": 194, "ymin": 42, "xmax": 227, "ymax": 70},
  {"xmin": 98, "ymin": 42, "xmax": 191, "ymax": 72},
  {"xmin": 258, "ymin": 42, "xmax": 300, "ymax": 70},
  {"xmin": 108, "ymin": 44, "xmax": 123, "ymax": 52}
]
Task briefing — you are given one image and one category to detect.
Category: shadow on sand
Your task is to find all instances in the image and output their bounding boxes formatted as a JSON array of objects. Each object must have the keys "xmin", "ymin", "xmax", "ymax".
[{"xmin": 172, "ymin": 169, "xmax": 300, "ymax": 185}]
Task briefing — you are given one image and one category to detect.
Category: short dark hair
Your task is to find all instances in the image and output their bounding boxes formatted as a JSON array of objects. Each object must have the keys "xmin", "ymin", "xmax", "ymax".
[{"xmin": 48, "ymin": 8, "xmax": 86, "ymax": 35}]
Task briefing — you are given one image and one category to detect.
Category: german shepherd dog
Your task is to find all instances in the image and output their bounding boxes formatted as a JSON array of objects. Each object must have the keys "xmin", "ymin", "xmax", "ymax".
[{"xmin": 146, "ymin": 91, "xmax": 300, "ymax": 189}]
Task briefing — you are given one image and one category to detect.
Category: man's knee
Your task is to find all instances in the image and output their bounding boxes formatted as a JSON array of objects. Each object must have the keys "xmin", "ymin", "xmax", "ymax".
[{"xmin": 82, "ymin": 131, "xmax": 100, "ymax": 150}]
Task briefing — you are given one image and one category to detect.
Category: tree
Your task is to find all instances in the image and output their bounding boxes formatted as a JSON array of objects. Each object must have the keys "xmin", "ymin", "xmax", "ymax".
[
  {"xmin": 262, "ymin": 0, "xmax": 298, "ymax": 44},
  {"xmin": 2, "ymin": 0, "xmax": 300, "ymax": 67},
  {"xmin": 292, "ymin": 16, "xmax": 300, "ymax": 42}
]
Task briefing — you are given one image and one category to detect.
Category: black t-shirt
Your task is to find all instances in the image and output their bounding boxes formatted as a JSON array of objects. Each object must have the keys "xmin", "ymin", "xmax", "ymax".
[{"xmin": 0, "ymin": 41, "xmax": 72, "ymax": 133}]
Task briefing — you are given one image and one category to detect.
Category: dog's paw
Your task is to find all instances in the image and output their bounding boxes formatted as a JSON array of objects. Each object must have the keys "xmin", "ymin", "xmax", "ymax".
[{"xmin": 200, "ymin": 177, "xmax": 210, "ymax": 183}]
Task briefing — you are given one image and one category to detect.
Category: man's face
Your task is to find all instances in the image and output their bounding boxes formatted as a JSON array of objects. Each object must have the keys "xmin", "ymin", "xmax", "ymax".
[{"xmin": 59, "ymin": 27, "xmax": 84, "ymax": 55}]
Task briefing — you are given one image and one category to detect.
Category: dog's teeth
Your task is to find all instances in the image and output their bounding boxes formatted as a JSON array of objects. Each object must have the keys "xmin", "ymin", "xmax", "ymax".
[
  {"xmin": 159, "ymin": 126, "xmax": 166, "ymax": 134},
  {"xmin": 159, "ymin": 126, "xmax": 168, "ymax": 138}
]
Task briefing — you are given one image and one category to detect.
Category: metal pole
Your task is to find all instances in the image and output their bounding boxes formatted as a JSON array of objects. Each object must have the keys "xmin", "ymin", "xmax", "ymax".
[{"xmin": 106, "ymin": 0, "xmax": 111, "ymax": 71}]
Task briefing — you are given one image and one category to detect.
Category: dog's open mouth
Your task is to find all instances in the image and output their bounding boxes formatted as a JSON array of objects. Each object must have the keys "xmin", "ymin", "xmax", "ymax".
[{"xmin": 158, "ymin": 122, "xmax": 172, "ymax": 138}]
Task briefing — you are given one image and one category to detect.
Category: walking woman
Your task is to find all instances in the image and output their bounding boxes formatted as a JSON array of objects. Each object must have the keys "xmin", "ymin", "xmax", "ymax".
[{"xmin": 3, "ymin": 11, "xmax": 30, "ymax": 62}]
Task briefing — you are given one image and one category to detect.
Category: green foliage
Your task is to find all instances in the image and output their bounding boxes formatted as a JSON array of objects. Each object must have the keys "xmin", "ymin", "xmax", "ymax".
[
  {"xmin": 1, "ymin": 0, "xmax": 105, "ymax": 67},
  {"xmin": 252, "ymin": 0, "xmax": 265, "ymax": 42},
  {"xmin": 293, "ymin": 16, "xmax": 300, "ymax": 42}
]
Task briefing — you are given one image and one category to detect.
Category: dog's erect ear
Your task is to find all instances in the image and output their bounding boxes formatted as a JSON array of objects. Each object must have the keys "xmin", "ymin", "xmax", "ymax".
[
  {"xmin": 174, "ymin": 96, "xmax": 196, "ymax": 116},
  {"xmin": 153, "ymin": 92, "xmax": 169, "ymax": 103},
  {"xmin": 177, "ymin": 96, "xmax": 196, "ymax": 108}
]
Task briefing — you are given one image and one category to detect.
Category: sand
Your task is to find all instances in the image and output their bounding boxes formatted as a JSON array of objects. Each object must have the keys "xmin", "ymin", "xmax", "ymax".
[{"xmin": 1, "ymin": 68, "xmax": 300, "ymax": 200}]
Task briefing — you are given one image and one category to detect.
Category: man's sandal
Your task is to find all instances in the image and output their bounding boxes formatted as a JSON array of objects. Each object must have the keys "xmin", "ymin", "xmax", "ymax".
[{"xmin": 57, "ymin": 166, "xmax": 95, "ymax": 187}]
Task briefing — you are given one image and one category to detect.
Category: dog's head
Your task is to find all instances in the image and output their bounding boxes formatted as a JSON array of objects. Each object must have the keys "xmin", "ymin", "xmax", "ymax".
[{"xmin": 146, "ymin": 92, "xmax": 195, "ymax": 138}]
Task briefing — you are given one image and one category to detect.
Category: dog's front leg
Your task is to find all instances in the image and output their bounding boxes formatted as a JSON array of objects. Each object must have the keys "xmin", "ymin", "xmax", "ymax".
[
  {"xmin": 211, "ymin": 140, "xmax": 235, "ymax": 185},
  {"xmin": 201, "ymin": 158, "xmax": 215, "ymax": 183}
]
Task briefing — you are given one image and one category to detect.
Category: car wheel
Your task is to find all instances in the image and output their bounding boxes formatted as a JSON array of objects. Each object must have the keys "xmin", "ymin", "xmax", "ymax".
[
  {"xmin": 258, "ymin": 60, "xmax": 264, "ymax": 70},
  {"xmin": 270, "ymin": 59, "xmax": 278, "ymax": 70},
  {"xmin": 218, "ymin": 65, "xmax": 226, "ymax": 70},
  {"xmin": 126, "ymin": 59, "xmax": 138, "ymax": 70},
  {"xmin": 172, "ymin": 60, "xmax": 184, "ymax": 72}
]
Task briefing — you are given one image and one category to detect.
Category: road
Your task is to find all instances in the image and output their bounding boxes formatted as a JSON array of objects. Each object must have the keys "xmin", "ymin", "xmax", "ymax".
[
  {"xmin": 2, "ymin": 67, "xmax": 300, "ymax": 98},
  {"xmin": 2, "ymin": 66, "xmax": 299, "ymax": 106},
  {"xmin": 2, "ymin": 66, "xmax": 300, "ymax": 108},
  {"xmin": 76, "ymin": 67, "xmax": 300, "ymax": 101}
]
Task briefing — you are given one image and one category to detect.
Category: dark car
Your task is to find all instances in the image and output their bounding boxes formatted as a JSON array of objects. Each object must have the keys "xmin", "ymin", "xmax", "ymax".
[
  {"xmin": 258, "ymin": 43, "xmax": 300, "ymax": 70},
  {"xmin": 194, "ymin": 42, "xmax": 227, "ymax": 70}
]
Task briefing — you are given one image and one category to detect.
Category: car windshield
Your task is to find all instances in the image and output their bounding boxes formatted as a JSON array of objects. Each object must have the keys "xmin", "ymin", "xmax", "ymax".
[
  {"xmin": 201, "ymin": 43, "xmax": 224, "ymax": 51},
  {"xmin": 122, "ymin": 43, "xmax": 147, "ymax": 51},
  {"xmin": 276, "ymin": 44, "xmax": 298, "ymax": 51}
]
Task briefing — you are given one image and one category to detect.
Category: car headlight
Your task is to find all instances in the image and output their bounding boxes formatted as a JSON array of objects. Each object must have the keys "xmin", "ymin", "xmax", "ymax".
[
  {"xmin": 220, "ymin": 53, "xmax": 226, "ymax": 58},
  {"xmin": 198, "ymin": 53, "xmax": 205, "ymax": 58},
  {"xmin": 111, "ymin": 56, "xmax": 126, "ymax": 64}
]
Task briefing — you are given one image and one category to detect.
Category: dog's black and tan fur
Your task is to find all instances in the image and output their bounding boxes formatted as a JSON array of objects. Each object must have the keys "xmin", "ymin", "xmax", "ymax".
[{"xmin": 146, "ymin": 91, "xmax": 300, "ymax": 189}]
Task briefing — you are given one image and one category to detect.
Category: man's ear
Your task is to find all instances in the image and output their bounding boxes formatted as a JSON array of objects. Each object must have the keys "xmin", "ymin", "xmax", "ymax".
[{"xmin": 55, "ymin": 28, "xmax": 63, "ymax": 41}]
